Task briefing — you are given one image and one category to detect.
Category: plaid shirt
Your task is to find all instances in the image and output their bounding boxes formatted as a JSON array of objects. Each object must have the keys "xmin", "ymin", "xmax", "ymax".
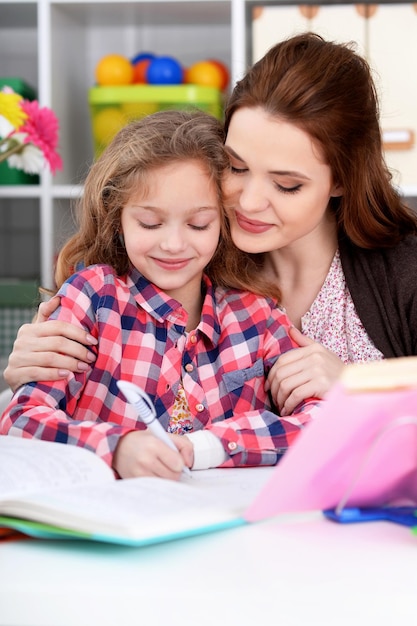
[{"xmin": 0, "ymin": 265, "xmax": 320, "ymax": 469}]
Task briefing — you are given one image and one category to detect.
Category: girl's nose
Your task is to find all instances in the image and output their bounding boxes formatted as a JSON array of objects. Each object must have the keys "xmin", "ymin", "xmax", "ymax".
[{"xmin": 159, "ymin": 227, "xmax": 187, "ymax": 253}]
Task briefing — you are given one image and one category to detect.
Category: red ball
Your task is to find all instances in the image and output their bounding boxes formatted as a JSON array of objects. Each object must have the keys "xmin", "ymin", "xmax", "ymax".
[{"xmin": 132, "ymin": 59, "xmax": 152, "ymax": 83}]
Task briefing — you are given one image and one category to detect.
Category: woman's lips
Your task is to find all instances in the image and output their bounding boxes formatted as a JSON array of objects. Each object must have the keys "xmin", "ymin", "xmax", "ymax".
[
  {"xmin": 152, "ymin": 258, "xmax": 191, "ymax": 270},
  {"xmin": 235, "ymin": 211, "xmax": 274, "ymax": 234}
]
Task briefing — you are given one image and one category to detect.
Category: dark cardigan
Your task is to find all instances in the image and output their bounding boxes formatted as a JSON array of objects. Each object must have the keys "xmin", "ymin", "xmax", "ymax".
[{"xmin": 339, "ymin": 235, "xmax": 417, "ymax": 358}]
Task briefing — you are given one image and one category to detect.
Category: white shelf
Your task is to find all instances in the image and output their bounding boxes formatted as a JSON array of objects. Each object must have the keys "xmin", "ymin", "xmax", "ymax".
[
  {"xmin": 1, "ymin": 0, "xmax": 415, "ymax": 288},
  {"xmin": 0, "ymin": 0, "xmax": 246, "ymax": 288},
  {"xmin": 0, "ymin": 186, "xmax": 42, "ymax": 199}
]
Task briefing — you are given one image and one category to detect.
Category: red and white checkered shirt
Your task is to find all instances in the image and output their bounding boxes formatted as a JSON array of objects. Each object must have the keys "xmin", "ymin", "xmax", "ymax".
[{"xmin": 0, "ymin": 265, "xmax": 320, "ymax": 469}]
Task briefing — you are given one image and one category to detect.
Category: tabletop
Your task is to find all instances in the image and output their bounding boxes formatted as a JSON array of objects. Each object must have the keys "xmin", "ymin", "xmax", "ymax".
[{"xmin": 1, "ymin": 511, "xmax": 416, "ymax": 626}]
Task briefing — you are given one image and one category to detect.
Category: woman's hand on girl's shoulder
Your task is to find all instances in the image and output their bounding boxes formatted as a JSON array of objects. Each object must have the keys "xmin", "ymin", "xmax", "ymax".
[
  {"xmin": 3, "ymin": 296, "xmax": 98, "ymax": 392},
  {"xmin": 266, "ymin": 326, "xmax": 345, "ymax": 415}
]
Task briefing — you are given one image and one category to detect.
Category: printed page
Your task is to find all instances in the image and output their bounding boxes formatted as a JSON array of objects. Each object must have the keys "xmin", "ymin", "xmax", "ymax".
[
  {"xmin": 0, "ymin": 466, "xmax": 274, "ymax": 540},
  {"xmin": 0, "ymin": 436, "xmax": 115, "ymax": 499}
]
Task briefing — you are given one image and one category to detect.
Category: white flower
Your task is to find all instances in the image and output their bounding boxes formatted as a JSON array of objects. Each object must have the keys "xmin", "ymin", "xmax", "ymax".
[
  {"xmin": 0, "ymin": 114, "xmax": 15, "ymax": 140},
  {"xmin": 6, "ymin": 132, "xmax": 45, "ymax": 174}
]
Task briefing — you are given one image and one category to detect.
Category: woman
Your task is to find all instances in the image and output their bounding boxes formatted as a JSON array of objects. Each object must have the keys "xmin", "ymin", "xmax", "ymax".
[{"xmin": 4, "ymin": 32, "xmax": 417, "ymax": 415}]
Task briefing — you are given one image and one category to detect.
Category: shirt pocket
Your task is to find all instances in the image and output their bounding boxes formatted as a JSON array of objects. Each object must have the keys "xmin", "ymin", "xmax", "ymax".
[{"xmin": 221, "ymin": 358, "xmax": 267, "ymax": 414}]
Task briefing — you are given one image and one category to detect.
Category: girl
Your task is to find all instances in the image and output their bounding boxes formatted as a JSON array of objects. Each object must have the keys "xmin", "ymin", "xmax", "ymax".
[{"xmin": 0, "ymin": 110, "xmax": 319, "ymax": 480}]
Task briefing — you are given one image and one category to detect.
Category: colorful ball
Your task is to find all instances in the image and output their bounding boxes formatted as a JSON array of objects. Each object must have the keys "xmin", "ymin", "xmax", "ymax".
[
  {"xmin": 132, "ymin": 58, "xmax": 152, "ymax": 84},
  {"xmin": 131, "ymin": 52, "xmax": 155, "ymax": 65},
  {"xmin": 92, "ymin": 107, "xmax": 126, "ymax": 147},
  {"xmin": 121, "ymin": 102, "xmax": 158, "ymax": 119},
  {"xmin": 206, "ymin": 59, "xmax": 230, "ymax": 91},
  {"xmin": 185, "ymin": 60, "xmax": 224, "ymax": 90},
  {"xmin": 146, "ymin": 56, "xmax": 184, "ymax": 85},
  {"xmin": 95, "ymin": 54, "xmax": 134, "ymax": 86}
]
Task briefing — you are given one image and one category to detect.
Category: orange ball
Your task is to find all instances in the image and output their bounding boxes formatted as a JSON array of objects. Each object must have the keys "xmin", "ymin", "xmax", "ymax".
[
  {"xmin": 95, "ymin": 54, "xmax": 134, "ymax": 86},
  {"xmin": 185, "ymin": 61, "xmax": 224, "ymax": 90},
  {"xmin": 206, "ymin": 59, "xmax": 230, "ymax": 91},
  {"xmin": 132, "ymin": 58, "xmax": 152, "ymax": 84}
]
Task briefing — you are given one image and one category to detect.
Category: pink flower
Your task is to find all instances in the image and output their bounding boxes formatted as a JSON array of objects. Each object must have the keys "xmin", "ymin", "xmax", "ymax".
[{"xmin": 19, "ymin": 99, "xmax": 63, "ymax": 174}]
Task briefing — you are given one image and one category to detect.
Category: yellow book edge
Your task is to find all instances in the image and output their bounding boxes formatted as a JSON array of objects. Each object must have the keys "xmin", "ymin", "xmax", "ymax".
[{"xmin": 341, "ymin": 357, "xmax": 417, "ymax": 393}]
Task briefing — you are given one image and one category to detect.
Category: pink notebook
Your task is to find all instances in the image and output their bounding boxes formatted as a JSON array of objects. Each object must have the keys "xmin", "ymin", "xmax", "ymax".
[{"xmin": 245, "ymin": 382, "xmax": 417, "ymax": 521}]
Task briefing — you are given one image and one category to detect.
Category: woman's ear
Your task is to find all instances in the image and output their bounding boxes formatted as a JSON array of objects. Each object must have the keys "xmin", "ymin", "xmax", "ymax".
[{"xmin": 331, "ymin": 182, "xmax": 344, "ymax": 198}]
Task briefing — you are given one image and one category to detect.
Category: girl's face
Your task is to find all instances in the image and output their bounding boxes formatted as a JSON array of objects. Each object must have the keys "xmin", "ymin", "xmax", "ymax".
[
  {"xmin": 223, "ymin": 107, "xmax": 342, "ymax": 255},
  {"xmin": 121, "ymin": 160, "xmax": 221, "ymax": 303}
]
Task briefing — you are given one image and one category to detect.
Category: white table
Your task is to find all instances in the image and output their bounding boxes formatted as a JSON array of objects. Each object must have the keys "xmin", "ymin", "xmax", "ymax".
[{"xmin": 1, "ymin": 512, "xmax": 416, "ymax": 626}]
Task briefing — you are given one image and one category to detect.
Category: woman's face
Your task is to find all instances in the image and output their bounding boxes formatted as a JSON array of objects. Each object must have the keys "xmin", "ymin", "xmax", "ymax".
[{"xmin": 223, "ymin": 107, "xmax": 342, "ymax": 254}]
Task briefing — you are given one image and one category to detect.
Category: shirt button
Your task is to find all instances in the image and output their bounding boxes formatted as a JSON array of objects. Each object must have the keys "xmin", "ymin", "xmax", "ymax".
[
  {"xmin": 228, "ymin": 442, "xmax": 238, "ymax": 451},
  {"xmin": 195, "ymin": 403, "xmax": 205, "ymax": 412},
  {"xmin": 189, "ymin": 334, "xmax": 197, "ymax": 344},
  {"xmin": 185, "ymin": 363, "xmax": 194, "ymax": 373}
]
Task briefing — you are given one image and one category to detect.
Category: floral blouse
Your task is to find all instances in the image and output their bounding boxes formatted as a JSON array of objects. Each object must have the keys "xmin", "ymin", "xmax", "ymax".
[{"xmin": 301, "ymin": 250, "xmax": 383, "ymax": 364}]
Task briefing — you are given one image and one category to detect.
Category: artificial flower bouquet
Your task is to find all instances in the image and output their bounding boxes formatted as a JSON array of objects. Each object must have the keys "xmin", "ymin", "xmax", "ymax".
[{"xmin": 0, "ymin": 85, "xmax": 62, "ymax": 176}]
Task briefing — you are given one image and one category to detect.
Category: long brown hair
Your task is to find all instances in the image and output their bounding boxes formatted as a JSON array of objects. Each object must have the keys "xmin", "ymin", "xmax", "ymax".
[
  {"xmin": 55, "ymin": 110, "xmax": 279, "ymax": 300},
  {"xmin": 224, "ymin": 32, "xmax": 417, "ymax": 248}
]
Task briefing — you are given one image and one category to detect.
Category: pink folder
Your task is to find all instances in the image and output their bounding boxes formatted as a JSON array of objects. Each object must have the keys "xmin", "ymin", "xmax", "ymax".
[{"xmin": 245, "ymin": 383, "xmax": 417, "ymax": 521}]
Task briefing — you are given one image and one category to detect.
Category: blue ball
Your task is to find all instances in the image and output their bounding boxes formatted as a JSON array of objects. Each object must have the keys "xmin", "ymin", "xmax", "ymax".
[
  {"xmin": 146, "ymin": 56, "xmax": 183, "ymax": 85},
  {"xmin": 131, "ymin": 51, "xmax": 155, "ymax": 66}
]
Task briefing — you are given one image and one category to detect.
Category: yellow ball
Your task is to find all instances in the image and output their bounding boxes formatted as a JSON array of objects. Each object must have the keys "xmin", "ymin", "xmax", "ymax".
[
  {"xmin": 92, "ymin": 107, "xmax": 126, "ymax": 148},
  {"xmin": 121, "ymin": 102, "xmax": 159, "ymax": 119},
  {"xmin": 95, "ymin": 54, "xmax": 134, "ymax": 86},
  {"xmin": 185, "ymin": 61, "xmax": 223, "ymax": 89}
]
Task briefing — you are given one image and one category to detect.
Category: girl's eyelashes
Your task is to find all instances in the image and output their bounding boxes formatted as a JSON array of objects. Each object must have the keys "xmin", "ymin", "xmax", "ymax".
[
  {"xmin": 138, "ymin": 221, "xmax": 210, "ymax": 231},
  {"xmin": 138, "ymin": 221, "xmax": 160, "ymax": 229},
  {"xmin": 189, "ymin": 223, "xmax": 210, "ymax": 231}
]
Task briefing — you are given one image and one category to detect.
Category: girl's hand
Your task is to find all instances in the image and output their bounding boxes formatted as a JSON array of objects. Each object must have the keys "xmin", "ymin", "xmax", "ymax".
[
  {"xmin": 112, "ymin": 430, "xmax": 194, "ymax": 480},
  {"xmin": 3, "ymin": 295, "xmax": 98, "ymax": 392},
  {"xmin": 266, "ymin": 326, "xmax": 345, "ymax": 415}
]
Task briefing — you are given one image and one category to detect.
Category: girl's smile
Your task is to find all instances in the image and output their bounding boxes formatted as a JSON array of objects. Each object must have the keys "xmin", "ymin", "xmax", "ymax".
[{"xmin": 150, "ymin": 257, "xmax": 192, "ymax": 271}]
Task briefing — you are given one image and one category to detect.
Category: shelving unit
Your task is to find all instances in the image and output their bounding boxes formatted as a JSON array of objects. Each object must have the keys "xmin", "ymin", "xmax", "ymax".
[
  {"xmin": 0, "ymin": 0, "xmax": 248, "ymax": 289},
  {"xmin": 1, "ymin": 0, "xmax": 416, "ymax": 291}
]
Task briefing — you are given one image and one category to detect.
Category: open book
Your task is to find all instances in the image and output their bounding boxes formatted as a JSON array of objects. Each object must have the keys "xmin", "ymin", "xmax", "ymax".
[{"xmin": 0, "ymin": 436, "xmax": 275, "ymax": 546}]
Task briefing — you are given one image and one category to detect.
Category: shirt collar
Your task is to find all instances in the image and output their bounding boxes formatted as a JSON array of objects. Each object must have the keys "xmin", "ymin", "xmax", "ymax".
[
  {"xmin": 199, "ymin": 277, "xmax": 221, "ymax": 345},
  {"xmin": 127, "ymin": 266, "xmax": 185, "ymax": 324},
  {"xmin": 126, "ymin": 267, "xmax": 221, "ymax": 344}
]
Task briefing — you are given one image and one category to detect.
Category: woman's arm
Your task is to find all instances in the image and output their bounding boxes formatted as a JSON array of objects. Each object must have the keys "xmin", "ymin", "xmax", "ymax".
[{"xmin": 3, "ymin": 296, "xmax": 97, "ymax": 392}]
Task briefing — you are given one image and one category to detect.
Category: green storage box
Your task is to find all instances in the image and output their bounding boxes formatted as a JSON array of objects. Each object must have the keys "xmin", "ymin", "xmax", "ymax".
[
  {"xmin": 0, "ymin": 280, "xmax": 39, "ymax": 357},
  {"xmin": 89, "ymin": 84, "xmax": 223, "ymax": 157},
  {"xmin": 0, "ymin": 77, "xmax": 39, "ymax": 185}
]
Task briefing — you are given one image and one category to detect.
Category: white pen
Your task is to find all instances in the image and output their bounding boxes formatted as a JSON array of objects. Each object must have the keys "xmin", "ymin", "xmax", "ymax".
[{"xmin": 116, "ymin": 380, "xmax": 192, "ymax": 477}]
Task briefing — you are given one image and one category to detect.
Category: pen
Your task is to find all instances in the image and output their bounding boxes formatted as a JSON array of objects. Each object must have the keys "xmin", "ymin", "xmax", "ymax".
[
  {"xmin": 324, "ymin": 506, "xmax": 417, "ymax": 527},
  {"xmin": 116, "ymin": 380, "xmax": 192, "ymax": 477}
]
